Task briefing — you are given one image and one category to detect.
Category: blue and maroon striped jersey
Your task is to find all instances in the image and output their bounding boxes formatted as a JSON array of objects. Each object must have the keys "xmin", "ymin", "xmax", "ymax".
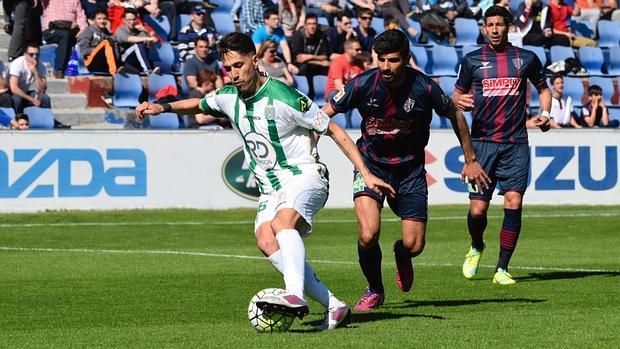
[
  {"xmin": 330, "ymin": 66, "xmax": 453, "ymax": 166},
  {"xmin": 456, "ymin": 43, "xmax": 547, "ymax": 144}
]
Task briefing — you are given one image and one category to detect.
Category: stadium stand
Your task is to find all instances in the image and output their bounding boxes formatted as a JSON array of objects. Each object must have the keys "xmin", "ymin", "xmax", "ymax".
[
  {"xmin": 294, "ymin": 75, "xmax": 310, "ymax": 96},
  {"xmin": 24, "ymin": 106, "xmax": 54, "ymax": 129},
  {"xmin": 608, "ymin": 47, "xmax": 620, "ymax": 76},
  {"xmin": 212, "ymin": 12, "xmax": 236, "ymax": 34},
  {"xmin": 562, "ymin": 77, "xmax": 586, "ymax": 106},
  {"xmin": 597, "ymin": 20, "xmax": 620, "ymax": 48},
  {"xmin": 550, "ymin": 45, "xmax": 575, "ymax": 63},
  {"xmin": 589, "ymin": 76, "xmax": 614, "ymax": 105},
  {"xmin": 312, "ymin": 75, "xmax": 328, "ymax": 105},
  {"xmin": 431, "ymin": 45, "xmax": 458, "ymax": 77},
  {"xmin": 112, "ymin": 73, "xmax": 142, "ymax": 108},
  {"xmin": 148, "ymin": 43, "xmax": 176, "ymax": 74},
  {"xmin": 454, "ymin": 18, "xmax": 480, "ymax": 46},
  {"xmin": 579, "ymin": 46, "xmax": 605, "ymax": 76},
  {"xmin": 149, "ymin": 112, "xmax": 180, "ymax": 129},
  {"xmin": 522, "ymin": 45, "xmax": 548, "ymax": 66},
  {"xmin": 572, "ymin": 20, "xmax": 595, "ymax": 39},
  {"xmin": 147, "ymin": 73, "xmax": 177, "ymax": 103},
  {"xmin": 410, "ymin": 45, "xmax": 429, "ymax": 74},
  {"xmin": 144, "ymin": 14, "xmax": 172, "ymax": 42},
  {"xmin": 350, "ymin": 108, "xmax": 362, "ymax": 129}
]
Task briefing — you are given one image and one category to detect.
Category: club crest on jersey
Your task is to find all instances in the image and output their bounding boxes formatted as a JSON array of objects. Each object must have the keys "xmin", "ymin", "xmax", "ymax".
[
  {"xmin": 299, "ymin": 97, "xmax": 311, "ymax": 113},
  {"xmin": 367, "ymin": 97, "xmax": 380, "ymax": 107},
  {"xmin": 403, "ymin": 98, "xmax": 415, "ymax": 112},
  {"xmin": 265, "ymin": 105, "xmax": 275, "ymax": 120},
  {"xmin": 480, "ymin": 61, "xmax": 492, "ymax": 70},
  {"xmin": 333, "ymin": 88, "xmax": 345, "ymax": 102},
  {"xmin": 512, "ymin": 58, "xmax": 524, "ymax": 69}
]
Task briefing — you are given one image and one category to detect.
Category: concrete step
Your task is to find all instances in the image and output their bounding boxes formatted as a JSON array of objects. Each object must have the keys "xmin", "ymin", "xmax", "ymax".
[
  {"xmin": 53, "ymin": 108, "xmax": 107, "ymax": 126},
  {"xmin": 0, "ymin": 47, "xmax": 8, "ymax": 62},
  {"xmin": 0, "ymin": 33, "xmax": 9, "ymax": 47},
  {"xmin": 71, "ymin": 122, "xmax": 125, "ymax": 130},
  {"xmin": 46, "ymin": 78, "xmax": 69, "ymax": 94},
  {"xmin": 49, "ymin": 93, "xmax": 87, "ymax": 109}
]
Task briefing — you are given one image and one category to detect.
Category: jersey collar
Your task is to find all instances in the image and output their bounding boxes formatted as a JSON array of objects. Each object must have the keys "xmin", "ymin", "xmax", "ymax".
[{"xmin": 242, "ymin": 76, "xmax": 271, "ymax": 103}]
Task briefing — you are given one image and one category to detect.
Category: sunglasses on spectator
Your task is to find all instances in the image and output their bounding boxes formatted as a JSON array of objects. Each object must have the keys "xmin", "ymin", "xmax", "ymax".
[
  {"xmin": 359, "ymin": 16, "xmax": 372, "ymax": 20},
  {"xmin": 268, "ymin": 49, "xmax": 277, "ymax": 53},
  {"xmin": 26, "ymin": 52, "xmax": 39, "ymax": 57}
]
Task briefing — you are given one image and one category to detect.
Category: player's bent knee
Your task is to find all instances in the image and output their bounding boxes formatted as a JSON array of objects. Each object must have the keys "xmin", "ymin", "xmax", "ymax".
[{"xmin": 358, "ymin": 231, "xmax": 380, "ymax": 248}]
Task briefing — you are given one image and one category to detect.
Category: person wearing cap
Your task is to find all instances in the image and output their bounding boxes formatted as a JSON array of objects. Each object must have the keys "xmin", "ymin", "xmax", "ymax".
[{"xmin": 178, "ymin": 5, "xmax": 219, "ymax": 62}]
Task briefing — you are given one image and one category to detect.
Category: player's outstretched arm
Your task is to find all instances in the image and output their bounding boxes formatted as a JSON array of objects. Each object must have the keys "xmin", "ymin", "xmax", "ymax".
[
  {"xmin": 445, "ymin": 104, "xmax": 491, "ymax": 193},
  {"xmin": 135, "ymin": 98, "xmax": 203, "ymax": 120},
  {"xmin": 325, "ymin": 120, "xmax": 396, "ymax": 198}
]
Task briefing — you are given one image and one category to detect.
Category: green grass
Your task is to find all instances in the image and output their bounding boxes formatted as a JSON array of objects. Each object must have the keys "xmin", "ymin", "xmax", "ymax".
[{"xmin": 1, "ymin": 206, "xmax": 619, "ymax": 348}]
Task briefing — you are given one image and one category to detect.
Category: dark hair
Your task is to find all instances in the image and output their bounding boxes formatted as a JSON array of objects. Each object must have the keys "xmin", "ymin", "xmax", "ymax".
[
  {"xmin": 588, "ymin": 84, "xmax": 603, "ymax": 95},
  {"xmin": 383, "ymin": 14, "xmax": 399, "ymax": 28},
  {"xmin": 197, "ymin": 69, "xmax": 217, "ymax": 87},
  {"xmin": 550, "ymin": 73, "xmax": 564, "ymax": 84},
  {"xmin": 358, "ymin": 51, "xmax": 372, "ymax": 64},
  {"xmin": 305, "ymin": 13, "xmax": 318, "ymax": 22},
  {"xmin": 484, "ymin": 5, "xmax": 513, "ymax": 26},
  {"xmin": 358, "ymin": 8, "xmax": 373, "ymax": 18},
  {"xmin": 123, "ymin": 8, "xmax": 139, "ymax": 18},
  {"xmin": 263, "ymin": 8, "xmax": 278, "ymax": 19},
  {"xmin": 194, "ymin": 35, "xmax": 209, "ymax": 46},
  {"xmin": 26, "ymin": 42, "xmax": 40, "ymax": 50},
  {"xmin": 373, "ymin": 29, "xmax": 409, "ymax": 58},
  {"xmin": 218, "ymin": 32, "xmax": 256, "ymax": 57},
  {"xmin": 336, "ymin": 13, "xmax": 350, "ymax": 22},
  {"xmin": 94, "ymin": 9, "xmax": 108, "ymax": 18},
  {"xmin": 15, "ymin": 113, "xmax": 29, "ymax": 122},
  {"xmin": 344, "ymin": 37, "xmax": 360, "ymax": 50}
]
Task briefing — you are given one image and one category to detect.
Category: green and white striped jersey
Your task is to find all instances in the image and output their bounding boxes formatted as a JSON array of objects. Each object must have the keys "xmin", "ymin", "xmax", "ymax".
[{"xmin": 200, "ymin": 77, "xmax": 331, "ymax": 194}]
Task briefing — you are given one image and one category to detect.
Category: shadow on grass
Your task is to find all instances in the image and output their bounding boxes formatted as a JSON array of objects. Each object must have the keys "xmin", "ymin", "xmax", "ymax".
[
  {"xmin": 513, "ymin": 271, "xmax": 620, "ymax": 282},
  {"xmin": 387, "ymin": 297, "xmax": 546, "ymax": 309},
  {"xmin": 296, "ymin": 312, "xmax": 445, "ymax": 332}
]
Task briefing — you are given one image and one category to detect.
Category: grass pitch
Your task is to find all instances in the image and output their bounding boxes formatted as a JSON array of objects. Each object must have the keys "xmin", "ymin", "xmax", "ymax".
[{"xmin": 0, "ymin": 206, "xmax": 619, "ymax": 348}]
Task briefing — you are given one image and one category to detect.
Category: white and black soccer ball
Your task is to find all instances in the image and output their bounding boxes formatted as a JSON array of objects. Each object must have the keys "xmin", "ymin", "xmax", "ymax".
[{"xmin": 248, "ymin": 288, "xmax": 295, "ymax": 333}]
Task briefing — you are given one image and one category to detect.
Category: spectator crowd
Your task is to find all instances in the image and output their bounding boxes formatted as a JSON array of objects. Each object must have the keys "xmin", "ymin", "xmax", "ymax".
[{"xmin": 1, "ymin": 0, "xmax": 619, "ymax": 129}]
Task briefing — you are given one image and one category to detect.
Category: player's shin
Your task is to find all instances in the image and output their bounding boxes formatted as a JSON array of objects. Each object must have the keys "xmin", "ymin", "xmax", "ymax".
[
  {"xmin": 275, "ymin": 229, "xmax": 306, "ymax": 299},
  {"xmin": 358, "ymin": 240, "xmax": 384, "ymax": 293},
  {"xmin": 497, "ymin": 208, "xmax": 522, "ymax": 270},
  {"xmin": 467, "ymin": 211, "xmax": 487, "ymax": 250}
]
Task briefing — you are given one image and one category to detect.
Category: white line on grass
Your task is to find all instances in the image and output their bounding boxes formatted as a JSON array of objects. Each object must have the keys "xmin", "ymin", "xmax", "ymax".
[
  {"xmin": 0, "ymin": 211, "xmax": 618, "ymax": 228},
  {"xmin": 1, "ymin": 246, "xmax": 618, "ymax": 274}
]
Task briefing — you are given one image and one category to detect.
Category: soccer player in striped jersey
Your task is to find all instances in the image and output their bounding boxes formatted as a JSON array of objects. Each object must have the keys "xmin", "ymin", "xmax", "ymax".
[
  {"xmin": 452, "ymin": 6, "xmax": 552, "ymax": 285},
  {"xmin": 136, "ymin": 32, "xmax": 395, "ymax": 330},
  {"xmin": 322, "ymin": 29, "xmax": 489, "ymax": 310}
]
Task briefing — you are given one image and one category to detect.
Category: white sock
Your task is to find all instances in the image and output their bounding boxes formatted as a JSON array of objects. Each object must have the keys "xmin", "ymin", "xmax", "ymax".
[
  {"xmin": 267, "ymin": 250, "xmax": 343, "ymax": 309},
  {"xmin": 275, "ymin": 229, "xmax": 306, "ymax": 300}
]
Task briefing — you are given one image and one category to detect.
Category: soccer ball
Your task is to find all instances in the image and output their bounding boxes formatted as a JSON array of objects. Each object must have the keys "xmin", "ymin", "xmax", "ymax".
[{"xmin": 248, "ymin": 288, "xmax": 295, "ymax": 333}]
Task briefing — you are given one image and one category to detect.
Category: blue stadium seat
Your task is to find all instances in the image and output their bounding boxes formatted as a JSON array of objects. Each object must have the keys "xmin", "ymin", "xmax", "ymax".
[
  {"xmin": 0, "ymin": 107, "xmax": 16, "ymax": 127},
  {"xmin": 439, "ymin": 76, "xmax": 457, "ymax": 97},
  {"xmin": 522, "ymin": 45, "xmax": 547, "ymax": 66},
  {"xmin": 149, "ymin": 112, "xmax": 179, "ymax": 129},
  {"xmin": 578, "ymin": 46, "xmax": 605, "ymax": 75},
  {"xmin": 462, "ymin": 111, "xmax": 472, "ymax": 128},
  {"xmin": 588, "ymin": 76, "xmax": 614, "ymax": 105},
  {"xmin": 407, "ymin": 18, "xmax": 422, "ymax": 43},
  {"xmin": 572, "ymin": 20, "xmax": 594, "ymax": 39},
  {"xmin": 23, "ymin": 106, "xmax": 54, "ymax": 129},
  {"xmin": 350, "ymin": 108, "xmax": 362, "ymax": 128},
  {"xmin": 609, "ymin": 106, "xmax": 620, "ymax": 121},
  {"xmin": 550, "ymin": 45, "xmax": 575, "ymax": 63},
  {"xmin": 371, "ymin": 17, "xmax": 384, "ymax": 35},
  {"xmin": 431, "ymin": 111, "xmax": 448, "ymax": 128},
  {"xmin": 331, "ymin": 113, "xmax": 348, "ymax": 128},
  {"xmin": 39, "ymin": 44, "xmax": 57, "ymax": 71},
  {"xmin": 562, "ymin": 77, "xmax": 585, "ymax": 106},
  {"xmin": 530, "ymin": 83, "xmax": 540, "ymax": 107},
  {"xmin": 212, "ymin": 12, "xmax": 236, "ymax": 34},
  {"xmin": 431, "ymin": 45, "xmax": 458, "ymax": 76},
  {"xmin": 597, "ymin": 20, "xmax": 620, "ymax": 48},
  {"xmin": 148, "ymin": 73, "xmax": 177, "ymax": 102},
  {"xmin": 148, "ymin": 42, "xmax": 175, "ymax": 74},
  {"xmin": 461, "ymin": 45, "xmax": 479, "ymax": 59},
  {"xmin": 318, "ymin": 17, "xmax": 329, "ymax": 26},
  {"xmin": 113, "ymin": 72, "xmax": 143, "ymax": 108},
  {"xmin": 294, "ymin": 75, "xmax": 309, "ymax": 96},
  {"xmin": 608, "ymin": 46, "xmax": 620, "ymax": 76},
  {"xmin": 176, "ymin": 14, "xmax": 191, "ymax": 37},
  {"xmin": 211, "ymin": 0, "xmax": 232, "ymax": 12},
  {"xmin": 144, "ymin": 14, "xmax": 171, "ymax": 41},
  {"xmin": 454, "ymin": 18, "xmax": 479, "ymax": 46},
  {"xmin": 312, "ymin": 75, "xmax": 328, "ymax": 105},
  {"xmin": 410, "ymin": 45, "xmax": 429, "ymax": 73}
]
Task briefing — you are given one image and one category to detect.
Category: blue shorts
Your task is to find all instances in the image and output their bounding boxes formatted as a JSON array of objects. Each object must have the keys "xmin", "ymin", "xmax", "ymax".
[
  {"xmin": 469, "ymin": 141, "xmax": 530, "ymax": 201},
  {"xmin": 353, "ymin": 160, "xmax": 428, "ymax": 221}
]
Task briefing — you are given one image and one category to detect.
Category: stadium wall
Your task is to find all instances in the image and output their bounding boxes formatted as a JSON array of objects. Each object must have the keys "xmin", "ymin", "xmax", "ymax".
[{"xmin": 0, "ymin": 130, "xmax": 618, "ymax": 212}]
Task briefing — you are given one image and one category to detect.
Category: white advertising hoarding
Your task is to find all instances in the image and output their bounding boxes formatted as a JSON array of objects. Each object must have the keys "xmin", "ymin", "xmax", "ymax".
[{"xmin": 0, "ymin": 129, "xmax": 618, "ymax": 212}]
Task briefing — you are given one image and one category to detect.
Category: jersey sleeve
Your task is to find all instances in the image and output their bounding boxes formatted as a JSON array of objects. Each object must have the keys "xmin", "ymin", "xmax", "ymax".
[
  {"xmin": 455, "ymin": 56, "xmax": 473, "ymax": 93},
  {"xmin": 527, "ymin": 53, "xmax": 548, "ymax": 90},
  {"xmin": 289, "ymin": 95, "xmax": 330, "ymax": 135},
  {"xmin": 199, "ymin": 89, "xmax": 228, "ymax": 118},
  {"xmin": 329, "ymin": 75, "xmax": 360, "ymax": 113},
  {"xmin": 429, "ymin": 78, "xmax": 453, "ymax": 117}
]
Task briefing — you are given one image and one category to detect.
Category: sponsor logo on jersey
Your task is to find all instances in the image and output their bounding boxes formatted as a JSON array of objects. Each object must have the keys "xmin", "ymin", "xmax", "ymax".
[
  {"xmin": 480, "ymin": 61, "xmax": 492, "ymax": 70},
  {"xmin": 365, "ymin": 117, "xmax": 412, "ymax": 135},
  {"xmin": 481, "ymin": 77, "xmax": 522, "ymax": 97},
  {"xmin": 512, "ymin": 58, "xmax": 524, "ymax": 69},
  {"xmin": 299, "ymin": 97, "xmax": 311, "ymax": 113},
  {"xmin": 333, "ymin": 88, "xmax": 345, "ymax": 102},
  {"xmin": 403, "ymin": 98, "xmax": 416, "ymax": 113},
  {"xmin": 222, "ymin": 147, "xmax": 260, "ymax": 201},
  {"xmin": 244, "ymin": 132, "xmax": 277, "ymax": 170}
]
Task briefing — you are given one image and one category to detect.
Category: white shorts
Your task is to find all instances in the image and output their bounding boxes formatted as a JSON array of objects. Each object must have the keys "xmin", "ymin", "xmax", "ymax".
[{"xmin": 254, "ymin": 174, "xmax": 328, "ymax": 236}]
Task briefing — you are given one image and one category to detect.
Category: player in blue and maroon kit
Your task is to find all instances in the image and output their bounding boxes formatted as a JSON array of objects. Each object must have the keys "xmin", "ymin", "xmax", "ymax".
[
  {"xmin": 453, "ymin": 6, "xmax": 552, "ymax": 285},
  {"xmin": 322, "ymin": 29, "xmax": 489, "ymax": 310}
]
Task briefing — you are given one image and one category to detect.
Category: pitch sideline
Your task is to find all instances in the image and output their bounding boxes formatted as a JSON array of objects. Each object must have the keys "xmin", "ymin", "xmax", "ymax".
[{"xmin": 0, "ymin": 246, "xmax": 617, "ymax": 274}]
